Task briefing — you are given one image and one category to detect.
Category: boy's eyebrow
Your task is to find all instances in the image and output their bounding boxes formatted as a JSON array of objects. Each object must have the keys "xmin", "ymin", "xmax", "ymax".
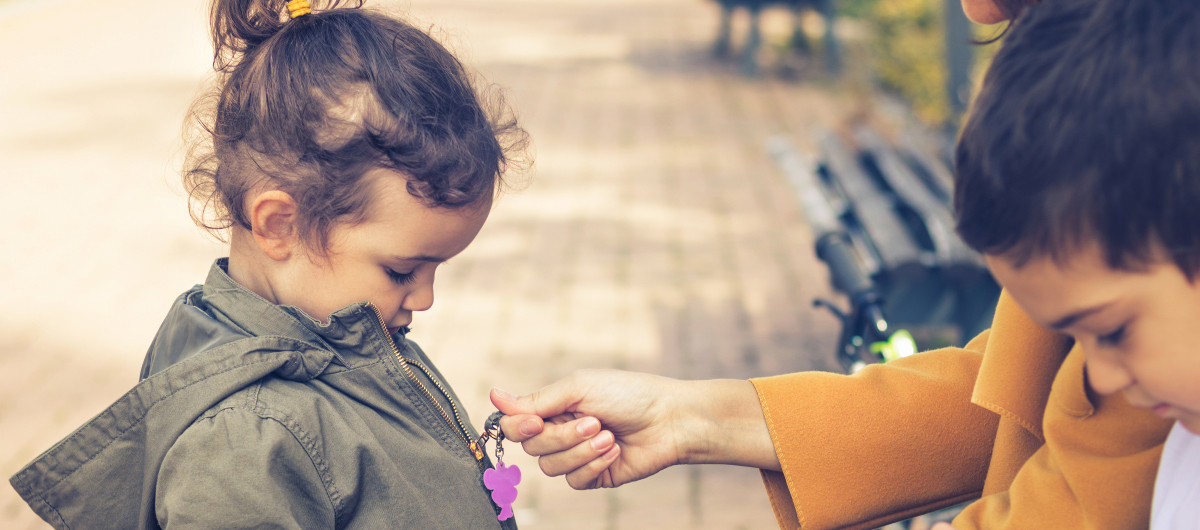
[{"xmin": 1048, "ymin": 303, "xmax": 1112, "ymax": 330}]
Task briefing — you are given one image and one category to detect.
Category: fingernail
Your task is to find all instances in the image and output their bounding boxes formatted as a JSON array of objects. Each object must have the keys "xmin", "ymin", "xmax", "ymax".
[
  {"xmin": 519, "ymin": 418, "xmax": 541, "ymax": 436},
  {"xmin": 589, "ymin": 431, "xmax": 613, "ymax": 451},
  {"xmin": 493, "ymin": 388, "xmax": 516, "ymax": 401},
  {"xmin": 576, "ymin": 417, "xmax": 600, "ymax": 437},
  {"xmin": 604, "ymin": 444, "xmax": 620, "ymax": 459}
]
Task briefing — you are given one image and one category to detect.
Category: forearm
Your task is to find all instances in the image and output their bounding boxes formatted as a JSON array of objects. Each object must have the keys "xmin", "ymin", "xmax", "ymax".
[
  {"xmin": 675, "ymin": 379, "xmax": 780, "ymax": 471},
  {"xmin": 752, "ymin": 349, "xmax": 996, "ymax": 529}
]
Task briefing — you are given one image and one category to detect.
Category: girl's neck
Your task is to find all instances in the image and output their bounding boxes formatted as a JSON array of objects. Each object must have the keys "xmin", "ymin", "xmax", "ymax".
[{"xmin": 226, "ymin": 228, "xmax": 282, "ymax": 305}]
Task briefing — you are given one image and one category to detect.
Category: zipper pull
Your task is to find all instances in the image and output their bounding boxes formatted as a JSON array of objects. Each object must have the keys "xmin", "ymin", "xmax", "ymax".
[
  {"xmin": 473, "ymin": 411, "xmax": 505, "ymax": 461},
  {"xmin": 471, "ymin": 431, "xmax": 492, "ymax": 461}
]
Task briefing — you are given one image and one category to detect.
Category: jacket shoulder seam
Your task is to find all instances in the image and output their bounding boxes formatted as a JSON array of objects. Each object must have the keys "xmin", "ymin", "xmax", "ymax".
[{"xmin": 197, "ymin": 404, "xmax": 347, "ymax": 522}]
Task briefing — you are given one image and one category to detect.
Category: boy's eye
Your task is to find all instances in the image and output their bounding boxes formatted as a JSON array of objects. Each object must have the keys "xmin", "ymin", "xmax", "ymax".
[
  {"xmin": 1097, "ymin": 325, "xmax": 1127, "ymax": 347},
  {"xmin": 384, "ymin": 267, "xmax": 417, "ymax": 286}
]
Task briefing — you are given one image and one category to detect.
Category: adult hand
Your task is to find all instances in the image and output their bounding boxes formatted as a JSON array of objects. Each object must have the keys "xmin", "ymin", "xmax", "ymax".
[{"xmin": 489, "ymin": 369, "xmax": 779, "ymax": 490}]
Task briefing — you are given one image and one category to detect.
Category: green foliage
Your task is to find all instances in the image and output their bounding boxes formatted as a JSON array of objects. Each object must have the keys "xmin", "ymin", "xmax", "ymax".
[
  {"xmin": 870, "ymin": 0, "xmax": 951, "ymax": 124},
  {"xmin": 839, "ymin": 0, "xmax": 882, "ymax": 18},
  {"xmin": 841, "ymin": 0, "xmax": 1000, "ymax": 127}
]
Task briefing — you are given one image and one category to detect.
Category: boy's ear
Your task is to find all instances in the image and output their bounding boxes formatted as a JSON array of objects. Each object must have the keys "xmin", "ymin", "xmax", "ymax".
[{"xmin": 248, "ymin": 190, "xmax": 301, "ymax": 261}]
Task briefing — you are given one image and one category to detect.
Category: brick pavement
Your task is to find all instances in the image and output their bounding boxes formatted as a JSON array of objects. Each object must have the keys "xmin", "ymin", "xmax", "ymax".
[{"xmin": 0, "ymin": 0, "xmax": 848, "ymax": 527}]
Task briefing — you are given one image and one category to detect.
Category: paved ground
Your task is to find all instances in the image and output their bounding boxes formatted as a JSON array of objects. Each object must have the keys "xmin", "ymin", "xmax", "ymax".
[{"xmin": 0, "ymin": 0, "xmax": 852, "ymax": 527}]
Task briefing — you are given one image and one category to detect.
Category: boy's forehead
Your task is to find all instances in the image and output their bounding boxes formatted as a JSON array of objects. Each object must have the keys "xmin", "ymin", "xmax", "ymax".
[
  {"xmin": 984, "ymin": 242, "xmax": 1185, "ymax": 331},
  {"xmin": 984, "ymin": 247, "xmax": 1124, "ymax": 325}
]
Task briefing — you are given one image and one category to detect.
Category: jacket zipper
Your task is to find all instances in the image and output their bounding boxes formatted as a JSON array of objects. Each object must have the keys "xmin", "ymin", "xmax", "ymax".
[{"xmin": 366, "ymin": 304, "xmax": 487, "ymax": 466}]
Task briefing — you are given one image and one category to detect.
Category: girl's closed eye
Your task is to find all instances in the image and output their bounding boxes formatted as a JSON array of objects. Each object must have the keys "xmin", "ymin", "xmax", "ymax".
[{"xmin": 385, "ymin": 267, "xmax": 418, "ymax": 285}]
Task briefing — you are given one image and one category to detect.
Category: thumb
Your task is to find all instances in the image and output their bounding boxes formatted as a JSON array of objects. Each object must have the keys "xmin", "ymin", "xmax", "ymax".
[
  {"xmin": 494, "ymin": 376, "xmax": 587, "ymax": 419},
  {"xmin": 490, "ymin": 388, "xmax": 538, "ymax": 415},
  {"xmin": 490, "ymin": 388, "xmax": 554, "ymax": 443}
]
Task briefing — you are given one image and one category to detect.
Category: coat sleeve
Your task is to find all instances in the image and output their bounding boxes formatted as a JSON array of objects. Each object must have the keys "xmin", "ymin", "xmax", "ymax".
[
  {"xmin": 750, "ymin": 330, "xmax": 999, "ymax": 530},
  {"xmin": 156, "ymin": 405, "xmax": 338, "ymax": 529}
]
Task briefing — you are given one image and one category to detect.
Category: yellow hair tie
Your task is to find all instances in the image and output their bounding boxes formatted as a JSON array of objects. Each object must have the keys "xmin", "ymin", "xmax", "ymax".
[{"xmin": 287, "ymin": 0, "xmax": 312, "ymax": 19}]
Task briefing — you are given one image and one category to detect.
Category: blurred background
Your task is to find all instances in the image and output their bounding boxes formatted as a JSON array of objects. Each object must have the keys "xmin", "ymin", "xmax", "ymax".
[{"xmin": 0, "ymin": 0, "xmax": 1000, "ymax": 527}]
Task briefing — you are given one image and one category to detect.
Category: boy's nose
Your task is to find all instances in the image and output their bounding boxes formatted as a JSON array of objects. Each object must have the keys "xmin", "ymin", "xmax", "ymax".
[{"xmin": 1084, "ymin": 351, "xmax": 1133, "ymax": 396}]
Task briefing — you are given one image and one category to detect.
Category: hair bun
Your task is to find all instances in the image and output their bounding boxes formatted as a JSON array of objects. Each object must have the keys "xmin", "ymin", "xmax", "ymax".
[{"xmin": 209, "ymin": 0, "xmax": 358, "ymax": 71}]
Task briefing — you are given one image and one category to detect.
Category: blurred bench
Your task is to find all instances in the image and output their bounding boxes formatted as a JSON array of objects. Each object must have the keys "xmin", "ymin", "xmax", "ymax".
[
  {"xmin": 712, "ymin": 0, "xmax": 839, "ymax": 76},
  {"xmin": 771, "ymin": 127, "xmax": 1000, "ymax": 354}
]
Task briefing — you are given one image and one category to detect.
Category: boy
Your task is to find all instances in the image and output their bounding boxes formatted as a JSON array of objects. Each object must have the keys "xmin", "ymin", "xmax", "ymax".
[
  {"xmin": 952, "ymin": 0, "xmax": 1200, "ymax": 526},
  {"xmin": 490, "ymin": 0, "xmax": 1194, "ymax": 528}
]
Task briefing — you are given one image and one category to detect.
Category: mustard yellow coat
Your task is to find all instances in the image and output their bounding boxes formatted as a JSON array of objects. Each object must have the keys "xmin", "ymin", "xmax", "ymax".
[{"xmin": 750, "ymin": 292, "xmax": 1173, "ymax": 530}]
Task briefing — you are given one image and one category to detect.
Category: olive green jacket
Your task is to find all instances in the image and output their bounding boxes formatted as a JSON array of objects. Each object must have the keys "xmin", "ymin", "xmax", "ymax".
[{"xmin": 10, "ymin": 259, "xmax": 516, "ymax": 529}]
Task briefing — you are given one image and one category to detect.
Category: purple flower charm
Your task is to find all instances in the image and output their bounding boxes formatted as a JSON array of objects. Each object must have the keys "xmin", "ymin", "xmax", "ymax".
[{"xmin": 483, "ymin": 462, "xmax": 521, "ymax": 521}]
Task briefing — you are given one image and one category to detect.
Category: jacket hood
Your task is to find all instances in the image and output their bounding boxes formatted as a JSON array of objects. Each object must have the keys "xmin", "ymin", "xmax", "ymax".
[{"xmin": 12, "ymin": 260, "xmax": 345, "ymax": 529}]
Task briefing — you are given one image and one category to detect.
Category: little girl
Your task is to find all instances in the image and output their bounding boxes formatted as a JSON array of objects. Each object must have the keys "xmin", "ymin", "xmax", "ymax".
[{"xmin": 9, "ymin": 0, "xmax": 526, "ymax": 527}]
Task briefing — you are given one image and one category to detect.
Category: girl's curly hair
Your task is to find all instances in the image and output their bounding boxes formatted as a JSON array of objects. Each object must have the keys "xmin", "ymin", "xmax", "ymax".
[{"xmin": 184, "ymin": 0, "xmax": 528, "ymax": 252}]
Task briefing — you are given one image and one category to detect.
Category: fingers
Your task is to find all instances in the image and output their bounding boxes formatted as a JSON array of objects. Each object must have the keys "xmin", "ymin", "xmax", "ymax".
[
  {"xmin": 491, "ymin": 388, "xmax": 548, "ymax": 443},
  {"xmin": 931, "ymin": 523, "xmax": 959, "ymax": 530},
  {"xmin": 527, "ymin": 416, "xmax": 603, "ymax": 458},
  {"xmin": 497, "ymin": 414, "xmax": 544, "ymax": 443},
  {"xmin": 491, "ymin": 381, "xmax": 590, "ymax": 444},
  {"xmin": 522, "ymin": 416, "xmax": 601, "ymax": 455},
  {"xmin": 535, "ymin": 426, "xmax": 614, "ymax": 475},
  {"xmin": 563, "ymin": 444, "xmax": 621, "ymax": 490}
]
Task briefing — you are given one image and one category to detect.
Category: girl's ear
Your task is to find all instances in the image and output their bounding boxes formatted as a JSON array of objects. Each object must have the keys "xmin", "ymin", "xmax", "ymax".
[{"xmin": 248, "ymin": 190, "xmax": 301, "ymax": 261}]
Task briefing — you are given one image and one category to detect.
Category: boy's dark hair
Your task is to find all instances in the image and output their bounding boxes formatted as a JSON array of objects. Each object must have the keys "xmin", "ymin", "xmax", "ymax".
[
  {"xmin": 990, "ymin": 0, "xmax": 1037, "ymax": 20},
  {"xmin": 184, "ymin": 0, "xmax": 527, "ymax": 252},
  {"xmin": 955, "ymin": 0, "xmax": 1200, "ymax": 274}
]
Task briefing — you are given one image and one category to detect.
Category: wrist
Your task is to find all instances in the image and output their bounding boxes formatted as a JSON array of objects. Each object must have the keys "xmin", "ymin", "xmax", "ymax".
[{"xmin": 673, "ymin": 379, "xmax": 780, "ymax": 471}]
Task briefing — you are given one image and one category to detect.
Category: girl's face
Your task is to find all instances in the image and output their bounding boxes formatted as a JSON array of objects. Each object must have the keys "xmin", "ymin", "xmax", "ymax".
[
  {"xmin": 274, "ymin": 172, "xmax": 490, "ymax": 335},
  {"xmin": 987, "ymin": 245, "xmax": 1200, "ymax": 434}
]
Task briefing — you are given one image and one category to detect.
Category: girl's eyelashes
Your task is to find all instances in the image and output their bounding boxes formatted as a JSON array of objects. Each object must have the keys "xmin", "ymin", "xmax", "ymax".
[
  {"xmin": 384, "ymin": 267, "xmax": 418, "ymax": 286},
  {"xmin": 1097, "ymin": 324, "xmax": 1127, "ymax": 347}
]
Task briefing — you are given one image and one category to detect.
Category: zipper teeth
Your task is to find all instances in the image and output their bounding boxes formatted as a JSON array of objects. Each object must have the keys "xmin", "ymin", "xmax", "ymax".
[
  {"xmin": 407, "ymin": 358, "xmax": 477, "ymax": 443},
  {"xmin": 367, "ymin": 304, "xmax": 481, "ymax": 464}
]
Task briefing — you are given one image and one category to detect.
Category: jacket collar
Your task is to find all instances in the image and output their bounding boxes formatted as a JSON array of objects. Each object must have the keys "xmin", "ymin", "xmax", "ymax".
[{"xmin": 201, "ymin": 258, "xmax": 405, "ymax": 368}]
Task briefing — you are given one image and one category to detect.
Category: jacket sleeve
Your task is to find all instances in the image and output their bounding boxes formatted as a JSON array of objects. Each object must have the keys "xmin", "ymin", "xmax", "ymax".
[
  {"xmin": 750, "ymin": 330, "xmax": 999, "ymax": 530},
  {"xmin": 156, "ymin": 405, "xmax": 338, "ymax": 529}
]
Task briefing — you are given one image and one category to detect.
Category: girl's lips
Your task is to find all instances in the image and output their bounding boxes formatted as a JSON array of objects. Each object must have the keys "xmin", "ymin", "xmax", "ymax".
[{"xmin": 1151, "ymin": 403, "xmax": 1172, "ymax": 417}]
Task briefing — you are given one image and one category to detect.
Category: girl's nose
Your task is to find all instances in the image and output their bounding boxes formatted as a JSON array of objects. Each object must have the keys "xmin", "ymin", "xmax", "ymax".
[
  {"xmin": 401, "ymin": 283, "xmax": 434, "ymax": 312},
  {"xmin": 1084, "ymin": 350, "xmax": 1133, "ymax": 396}
]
